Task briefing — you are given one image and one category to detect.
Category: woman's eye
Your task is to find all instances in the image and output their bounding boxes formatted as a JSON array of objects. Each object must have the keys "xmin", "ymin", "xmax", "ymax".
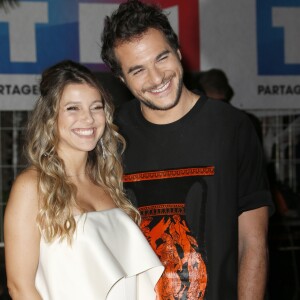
[
  {"xmin": 66, "ymin": 106, "xmax": 78, "ymax": 111},
  {"xmin": 92, "ymin": 104, "xmax": 104, "ymax": 110}
]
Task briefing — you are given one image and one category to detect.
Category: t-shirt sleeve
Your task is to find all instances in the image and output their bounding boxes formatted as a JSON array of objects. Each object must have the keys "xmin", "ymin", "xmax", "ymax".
[{"xmin": 237, "ymin": 114, "xmax": 274, "ymax": 215}]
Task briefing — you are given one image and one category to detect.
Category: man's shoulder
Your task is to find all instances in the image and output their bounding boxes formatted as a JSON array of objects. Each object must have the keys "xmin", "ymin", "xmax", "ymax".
[
  {"xmin": 205, "ymin": 98, "xmax": 249, "ymax": 123},
  {"xmin": 116, "ymin": 99, "xmax": 139, "ymax": 115},
  {"xmin": 115, "ymin": 99, "xmax": 139, "ymax": 124},
  {"xmin": 118, "ymin": 98, "xmax": 138, "ymax": 110}
]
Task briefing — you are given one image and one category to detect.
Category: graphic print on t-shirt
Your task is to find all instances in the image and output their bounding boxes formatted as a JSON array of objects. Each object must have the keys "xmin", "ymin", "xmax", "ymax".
[{"xmin": 124, "ymin": 167, "xmax": 214, "ymax": 300}]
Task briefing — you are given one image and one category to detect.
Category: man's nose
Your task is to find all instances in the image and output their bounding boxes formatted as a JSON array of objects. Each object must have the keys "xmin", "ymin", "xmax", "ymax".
[{"xmin": 148, "ymin": 66, "xmax": 164, "ymax": 85}]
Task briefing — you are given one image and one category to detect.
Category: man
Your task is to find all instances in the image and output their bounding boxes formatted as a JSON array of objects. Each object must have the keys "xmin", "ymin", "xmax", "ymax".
[{"xmin": 101, "ymin": 1, "xmax": 273, "ymax": 299}]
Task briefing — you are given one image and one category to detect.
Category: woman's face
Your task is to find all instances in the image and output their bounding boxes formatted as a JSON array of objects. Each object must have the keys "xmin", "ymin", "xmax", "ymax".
[{"xmin": 57, "ymin": 83, "xmax": 106, "ymax": 156}]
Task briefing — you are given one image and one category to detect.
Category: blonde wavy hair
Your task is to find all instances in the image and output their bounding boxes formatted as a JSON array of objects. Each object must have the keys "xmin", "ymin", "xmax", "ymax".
[{"xmin": 25, "ymin": 60, "xmax": 140, "ymax": 243}]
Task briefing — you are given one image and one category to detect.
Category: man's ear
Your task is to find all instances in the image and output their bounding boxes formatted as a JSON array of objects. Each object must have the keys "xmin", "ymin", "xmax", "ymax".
[{"xmin": 177, "ymin": 49, "xmax": 182, "ymax": 60}]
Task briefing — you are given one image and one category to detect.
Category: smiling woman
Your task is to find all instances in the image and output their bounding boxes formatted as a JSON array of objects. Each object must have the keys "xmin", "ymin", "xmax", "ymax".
[
  {"xmin": 57, "ymin": 83, "xmax": 106, "ymax": 157},
  {"xmin": 3, "ymin": 60, "xmax": 163, "ymax": 300}
]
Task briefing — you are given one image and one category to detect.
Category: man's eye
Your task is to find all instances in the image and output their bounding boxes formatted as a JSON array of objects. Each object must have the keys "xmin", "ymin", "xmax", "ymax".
[
  {"xmin": 158, "ymin": 55, "xmax": 168, "ymax": 62},
  {"xmin": 133, "ymin": 69, "xmax": 143, "ymax": 76}
]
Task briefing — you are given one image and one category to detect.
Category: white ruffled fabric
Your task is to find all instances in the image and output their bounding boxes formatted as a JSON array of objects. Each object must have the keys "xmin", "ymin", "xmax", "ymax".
[{"xmin": 35, "ymin": 208, "xmax": 163, "ymax": 300}]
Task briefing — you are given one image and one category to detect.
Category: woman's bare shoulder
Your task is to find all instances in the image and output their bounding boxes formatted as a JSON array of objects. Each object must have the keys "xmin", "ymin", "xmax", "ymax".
[
  {"xmin": 15, "ymin": 166, "xmax": 38, "ymax": 186},
  {"xmin": 7, "ymin": 167, "xmax": 40, "ymax": 209}
]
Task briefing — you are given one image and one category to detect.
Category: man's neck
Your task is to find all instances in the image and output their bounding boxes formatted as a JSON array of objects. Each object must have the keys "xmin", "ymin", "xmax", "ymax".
[{"xmin": 140, "ymin": 88, "xmax": 199, "ymax": 125}]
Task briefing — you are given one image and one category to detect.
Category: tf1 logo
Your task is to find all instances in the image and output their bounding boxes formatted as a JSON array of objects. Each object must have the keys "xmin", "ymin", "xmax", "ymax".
[
  {"xmin": 0, "ymin": 0, "xmax": 200, "ymax": 74},
  {"xmin": 257, "ymin": 0, "xmax": 300, "ymax": 75}
]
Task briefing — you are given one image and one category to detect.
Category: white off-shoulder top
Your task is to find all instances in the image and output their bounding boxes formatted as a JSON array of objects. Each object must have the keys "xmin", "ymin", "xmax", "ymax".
[{"xmin": 35, "ymin": 208, "xmax": 163, "ymax": 300}]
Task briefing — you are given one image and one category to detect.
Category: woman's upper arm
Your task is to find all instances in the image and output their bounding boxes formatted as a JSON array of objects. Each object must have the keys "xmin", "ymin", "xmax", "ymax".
[{"xmin": 4, "ymin": 169, "xmax": 42, "ymax": 299}]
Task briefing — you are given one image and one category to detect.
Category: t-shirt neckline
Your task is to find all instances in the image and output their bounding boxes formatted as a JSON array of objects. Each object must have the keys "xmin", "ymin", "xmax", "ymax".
[{"xmin": 135, "ymin": 91, "xmax": 207, "ymax": 130}]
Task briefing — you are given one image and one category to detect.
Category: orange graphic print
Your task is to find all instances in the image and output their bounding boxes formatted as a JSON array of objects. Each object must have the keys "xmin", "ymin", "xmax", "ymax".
[{"xmin": 140, "ymin": 204, "xmax": 207, "ymax": 300}]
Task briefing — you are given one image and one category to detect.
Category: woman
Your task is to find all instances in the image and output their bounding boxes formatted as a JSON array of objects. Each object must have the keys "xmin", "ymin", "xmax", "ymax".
[{"xmin": 4, "ymin": 60, "xmax": 163, "ymax": 300}]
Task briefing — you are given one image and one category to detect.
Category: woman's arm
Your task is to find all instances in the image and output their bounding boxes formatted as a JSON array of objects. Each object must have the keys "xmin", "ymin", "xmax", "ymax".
[{"xmin": 4, "ymin": 169, "xmax": 42, "ymax": 300}]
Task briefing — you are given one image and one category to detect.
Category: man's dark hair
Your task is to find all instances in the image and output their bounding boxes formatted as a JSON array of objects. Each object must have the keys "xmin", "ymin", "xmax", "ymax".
[{"xmin": 101, "ymin": 0, "xmax": 180, "ymax": 77}]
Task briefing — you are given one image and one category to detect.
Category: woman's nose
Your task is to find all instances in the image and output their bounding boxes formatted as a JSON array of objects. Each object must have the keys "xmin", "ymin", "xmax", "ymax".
[{"xmin": 81, "ymin": 109, "xmax": 93, "ymax": 123}]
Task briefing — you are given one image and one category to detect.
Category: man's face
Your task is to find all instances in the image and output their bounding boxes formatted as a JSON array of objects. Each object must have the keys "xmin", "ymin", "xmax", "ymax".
[{"xmin": 114, "ymin": 28, "xmax": 183, "ymax": 112}]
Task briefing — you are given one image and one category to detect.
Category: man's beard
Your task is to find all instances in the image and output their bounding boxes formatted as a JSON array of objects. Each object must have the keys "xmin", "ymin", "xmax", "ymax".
[{"xmin": 138, "ymin": 74, "xmax": 184, "ymax": 111}]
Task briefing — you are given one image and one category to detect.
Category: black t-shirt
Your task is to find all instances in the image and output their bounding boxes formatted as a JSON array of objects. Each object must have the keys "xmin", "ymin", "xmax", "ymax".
[{"xmin": 116, "ymin": 94, "xmax": 273, "ymax": 300}]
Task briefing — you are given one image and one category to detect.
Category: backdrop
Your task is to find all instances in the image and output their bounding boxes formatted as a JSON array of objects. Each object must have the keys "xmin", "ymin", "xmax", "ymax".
[{"xmin": 0, "ymin": 0, "xmax": 299, "ymax": 110}]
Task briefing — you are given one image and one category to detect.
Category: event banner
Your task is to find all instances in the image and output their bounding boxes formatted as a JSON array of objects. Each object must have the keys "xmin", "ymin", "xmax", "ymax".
[
  {"xmin": 200, "ymin": 0, "xmax": 300, "ymax": 111},
  {"xmin": 0, "ymin": 0, "xmax": 299, "ymax": 110}
]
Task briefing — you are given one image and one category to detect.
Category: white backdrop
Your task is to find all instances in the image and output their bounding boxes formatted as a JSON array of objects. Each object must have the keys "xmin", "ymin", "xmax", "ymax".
[
  {"xmin": 199, "ymin": 0, "xmax": 300, "ymax": 110},
  {"xmin": 0, "ymin": 0, "xmax": 299, "ymax": 110}
]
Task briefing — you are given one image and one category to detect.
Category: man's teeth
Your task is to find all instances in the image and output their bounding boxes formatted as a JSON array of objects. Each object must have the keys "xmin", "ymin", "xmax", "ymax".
[{"xmin": 151, "ymin": 81, "xmax": 170, "ymax": 93}]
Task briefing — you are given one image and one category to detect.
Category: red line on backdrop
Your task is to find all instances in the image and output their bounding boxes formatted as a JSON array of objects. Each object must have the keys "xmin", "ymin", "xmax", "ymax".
[{"xmin": 150, "ymin": 0, "xmax": 200, "ymax": 71}]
